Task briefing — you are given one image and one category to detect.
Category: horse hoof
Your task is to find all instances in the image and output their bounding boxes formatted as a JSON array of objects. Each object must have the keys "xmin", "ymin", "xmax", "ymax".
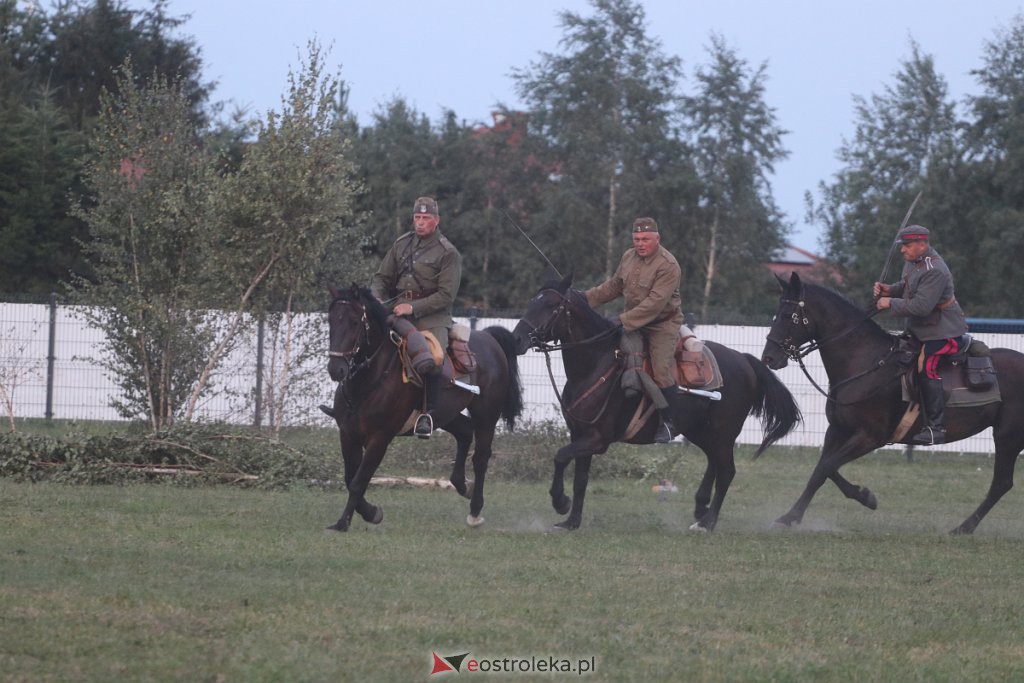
[
  {"xmin": 552, "ymin": 520, "xmax": 578, "ymax": 531},
  {"xmin": 553, "ymin": 497, "xmax": 572, "ymax": 515},
  {"xmin": 688, "ymin": 521, "xmax": 709, "ymax": 533},
  {"xmin": 861, "ymin": 487, "xmax": 878, "ymax": 510},
  {"xmin": 769, "ymin": 519, "xmax": 792, "ymax": 530},
  {"xmin": 326, "ymin": 522, "xmax": 348, "ymax": 533},
  {"xmin": 466, "ymin": 514, "xmax": 485, "ymax": 527},
  {"xmin": 369, "ymin": 507, "xmax": 384, "ymax": 525}
]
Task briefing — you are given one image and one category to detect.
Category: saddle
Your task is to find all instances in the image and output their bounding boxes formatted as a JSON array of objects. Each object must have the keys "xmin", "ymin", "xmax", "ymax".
[
  {"xmin": 388, "ymin": 316, "xmax": 478, "ymax": 388},
  {"xmin": 898, "ymin": 335, "xmax": 1001, "ymax": 407}
]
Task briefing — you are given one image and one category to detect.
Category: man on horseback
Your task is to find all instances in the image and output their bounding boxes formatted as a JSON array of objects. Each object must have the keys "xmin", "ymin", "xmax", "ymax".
[
  {"xmin": 584, "ymin": 217, "xmax": 684, "ymax": 443},
  {"xmin": 371, "ymin": 196, "xmax": 462, "ymax": 438},
  {"xmin": 874, "ymin": 224, "xmax": 968, "ymax": 445}
]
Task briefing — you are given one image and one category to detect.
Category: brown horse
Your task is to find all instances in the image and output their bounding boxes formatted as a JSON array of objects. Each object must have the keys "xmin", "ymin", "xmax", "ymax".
[
  {"xmin": 512, "ymin": 274, "xmax": 802, "ymax": 531},
  {"xmin": 325, "ymin": 285, "xmax": 523, "ymax": 531},
  {"xmin": 761, "ymin": 272, "xmax": 1024, "ymax": 534}
]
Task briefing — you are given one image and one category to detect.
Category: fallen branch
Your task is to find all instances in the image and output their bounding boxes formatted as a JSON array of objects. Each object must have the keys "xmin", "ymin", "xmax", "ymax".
[{"xmin": 369, "ymin": 475, "xmax": 455, "ymax": 491}]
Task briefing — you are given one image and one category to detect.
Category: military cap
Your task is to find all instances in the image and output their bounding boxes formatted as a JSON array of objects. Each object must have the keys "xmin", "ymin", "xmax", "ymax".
[
  {"xmin": 413, "ymin": 196, "xmax": 439, "ymax": 215},
  {"xmin": 897, "ymin": 224, "xmax": 930, "ymax": 243},
  {"xmin": 632, "ymin": 217, "xmax": 659, "ymax": 233}
]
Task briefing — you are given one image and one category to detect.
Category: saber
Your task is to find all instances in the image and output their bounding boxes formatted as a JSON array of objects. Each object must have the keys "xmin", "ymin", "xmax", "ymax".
[
  {"xmin": 677, "ymin": 386, "xmax": 722, "ymax": 401},
  {"xmin": 499, "ymin": 209, "xmax": 563, "ymax": 278},
  {"xmin": 877, "ymin": 190, "xmax": 923, "ymax": 287},
  {"xmin": 453, "ymin": 379, "xmax": 480, "ymax": 395}
]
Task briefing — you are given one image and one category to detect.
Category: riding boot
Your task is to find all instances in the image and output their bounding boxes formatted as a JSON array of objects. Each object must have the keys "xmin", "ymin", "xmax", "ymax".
[
  {"xmin": 654, "ymin": 387, "xmax": 676, "ymax": 444},
  {"xmin": 414, "ymin": 374, "xmax": 442, "ymax": 439},
  {"xmin": 911, "ymin": 377, "xmax": 947, "ymax": 445}
]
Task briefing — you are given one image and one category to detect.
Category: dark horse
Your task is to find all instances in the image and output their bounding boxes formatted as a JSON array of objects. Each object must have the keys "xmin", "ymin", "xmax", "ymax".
[
  {"xmin": 761, "ymin": 272, "xmax": 1024, "ymax": 534},
  {"xmin": 512, "ymin": 274, "xmax": 802, "ymax": 531},
  {"xmin": 325, "ymin": 285, "xmax": 523, "ymax": 531}
]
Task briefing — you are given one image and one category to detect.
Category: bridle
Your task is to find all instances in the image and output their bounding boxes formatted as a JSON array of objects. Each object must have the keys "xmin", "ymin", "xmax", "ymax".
[
  {"xmin": 519, "ymin": 287, "xmax": 623, "ymax": 419},
  {"xmin": 519, "ymin": 288, "xmax": 620, "ymax": 353},
  {"xmin": 326, "ymin": 298, "xmax": 388, "ymax": 395},
  {"xmin": 766, "ymin": 290, "xmax": 896, "ymax": 403}
]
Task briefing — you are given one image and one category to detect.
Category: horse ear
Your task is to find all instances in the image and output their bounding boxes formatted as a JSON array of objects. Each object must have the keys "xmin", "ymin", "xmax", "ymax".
[
  {"xmin": 788, "ymin": 271, "xmax": 802, "ymax": 293},
  {"xmin": 774, "ymin": 273, "xmax": 788, "ymax": 291},
  {"xmin": 328, "ymin": 285, "xmax": 341, "ymax": 299}
]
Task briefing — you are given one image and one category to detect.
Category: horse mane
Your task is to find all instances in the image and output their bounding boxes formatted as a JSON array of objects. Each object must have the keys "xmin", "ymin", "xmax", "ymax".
[
  {"xmin": 800, "ymin": 280, "xmax": 891, "ymax": 340},
  {"xmin": 539, "ymin": 276, "xmax": 613, "ymax": 331},
  {"xmin": 333, "ymin": 284, "xmax": 391, "ymax": 328}
]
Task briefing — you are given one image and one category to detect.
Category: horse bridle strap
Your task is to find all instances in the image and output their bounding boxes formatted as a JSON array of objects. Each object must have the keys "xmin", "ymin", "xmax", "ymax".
[{"xmin": 524, "ymin": 288, "xmax": 620, "ymax": 352}]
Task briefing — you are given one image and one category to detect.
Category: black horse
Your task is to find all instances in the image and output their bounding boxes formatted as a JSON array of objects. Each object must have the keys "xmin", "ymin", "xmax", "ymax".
[
  {"xmin": 761, "ymin": 272, "xmax": 1024, "ymax": 534},
  {"xmin": 325, "ymin": 285, "xmax": 523, "ymax": 531},
  {"xmin": 512, "ymin": 274, "xmax": 802, "ymax": 531}
]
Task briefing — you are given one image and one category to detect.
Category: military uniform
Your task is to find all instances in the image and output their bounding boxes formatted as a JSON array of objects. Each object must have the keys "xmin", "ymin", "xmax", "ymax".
[
  {"xmin": 886, "ymin": 246, "xmax": 967, "ymax": 342},
  {"xmin": 371, "ymin": 228, "xmax": 461, "ymax": 348},
  {"xmin": 880, "ymin": 224, "xmax": 967, "ymax": 445},
  {"xmin": 586, "ymin": 244, "xmax": 684, "ymax": 388}
]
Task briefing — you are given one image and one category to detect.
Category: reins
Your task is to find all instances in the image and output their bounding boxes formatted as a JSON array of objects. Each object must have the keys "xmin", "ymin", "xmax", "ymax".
[
  {"xmin": 522, "ymin": 288, "xmax": 624, "ymax": 421},
  {"xmin": 767, "ymin": 292, "xmax": 897, "ymax": 404}
]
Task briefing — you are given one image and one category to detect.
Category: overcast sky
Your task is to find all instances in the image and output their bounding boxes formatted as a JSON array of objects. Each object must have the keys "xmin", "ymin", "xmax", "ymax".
[{"xmin": 126, "ymin": 0, "xmax": 1023, "ymax": 252}]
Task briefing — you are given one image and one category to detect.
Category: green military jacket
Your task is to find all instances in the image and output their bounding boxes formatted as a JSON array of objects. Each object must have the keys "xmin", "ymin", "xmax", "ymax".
[
  {"xmin": 584, "ymin": 245, "xmax": 684, "ymax": 331},
  {"xmin": 370, "ymin": 230, "xmax": 462, "ymax": 331}
]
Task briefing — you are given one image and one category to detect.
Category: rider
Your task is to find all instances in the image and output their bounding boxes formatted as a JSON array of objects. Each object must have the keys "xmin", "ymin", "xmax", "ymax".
[
  {"xmin": 874, "ymin": 224, "xmax": 968, "ymax": 445},
  {"xmin": 371, "ymin": 196, "xmax": 462, "ymax": 438},
  {"xmin": 584, "ymin": 217, "xmax": 685, "ymax": 443}
]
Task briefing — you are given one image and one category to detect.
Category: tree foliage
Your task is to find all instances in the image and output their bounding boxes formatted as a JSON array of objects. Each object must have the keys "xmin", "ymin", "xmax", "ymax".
[{"xmin": 682, "ymin": 35, "xmax": 791, "ymax": 317}]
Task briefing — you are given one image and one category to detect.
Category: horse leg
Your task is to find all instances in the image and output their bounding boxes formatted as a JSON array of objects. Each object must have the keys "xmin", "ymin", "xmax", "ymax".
[
  {"xmin": 549, "ymin": 443, "xmax": 574, "ymax": 516},
  {"xmin": 465, "ymin": 424, "xmax": 496, "ymax": 526},
  {"xmin": 329, "ymin": 433, "xmax": 391, "ymax": 532},
  {"xmin": 773, "ymin": 427, "xmax": 878, "ymax": 528},
  {"xmin": 692, "ymin": 459, "xmax": 716, "ymax": 523},
  {"xmin": 691, "ymin": 445, "xmax": 735, "ymax": 533},
  {"xmin": 442, "ymin": 414, "xmax": 474, "ymax": 498},
  {"xmin": 555, "ymin": 455, "xmax": 593, "ymax": 530},
  {"xmin": 951, "ymin": 431, "xmax": 1022, "ymax": 535}
]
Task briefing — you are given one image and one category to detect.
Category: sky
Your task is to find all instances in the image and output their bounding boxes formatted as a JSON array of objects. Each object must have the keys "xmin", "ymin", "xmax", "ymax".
[{"xmin": 124, "ymin": 0, "xmax": 1023, "ymax": 253}]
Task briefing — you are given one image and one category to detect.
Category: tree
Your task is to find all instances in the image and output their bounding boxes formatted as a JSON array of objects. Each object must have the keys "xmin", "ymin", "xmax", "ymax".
[
  {"xmin": 810, "ymin": 40, "xmax": 958, "ymax": 298},
  {"xmin": 196, "ymin": 40, "xmax": 361, "ymax": 424},
  {"xmin": 681, "ymin": 34, "xmax": 790, "ymax": 318},
  {"xmin": 72, "ymin": 61, "xmax": 213, "ymax": 429},
  {"xmin": 0, "ymin": 85, "xmax": 87, "ymax": 294},
  {"xmin": 960, "ymin": 13, "xmax": 1024, "ymax": 316},
  {"xmin": 512, "ymin": 0, "xmax": 693, "ymax": 285},
  {"xmin": 42, "ymin": 0, "xmax": 211, "ymax": 129}
]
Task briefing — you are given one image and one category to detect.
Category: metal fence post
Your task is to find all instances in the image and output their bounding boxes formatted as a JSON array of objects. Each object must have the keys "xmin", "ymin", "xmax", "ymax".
[
  {"xmin": 254, "ymin": 316, "xmax": 265, "ymax": 428},
  {"xmin": 45, "ymin": 292, "xmax": 57, "ymax": 420}
]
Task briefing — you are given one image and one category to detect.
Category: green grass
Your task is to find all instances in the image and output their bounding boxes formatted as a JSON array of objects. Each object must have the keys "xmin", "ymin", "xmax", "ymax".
[{"xmin": 3, "ymin": 446, "xmax": 1024, "ymax": 681}]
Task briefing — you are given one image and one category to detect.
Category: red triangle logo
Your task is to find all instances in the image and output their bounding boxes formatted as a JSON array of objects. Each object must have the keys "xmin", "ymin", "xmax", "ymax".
[{"xmin": 430, "ymin": 651, "xmax": 455, "ymax": 675}]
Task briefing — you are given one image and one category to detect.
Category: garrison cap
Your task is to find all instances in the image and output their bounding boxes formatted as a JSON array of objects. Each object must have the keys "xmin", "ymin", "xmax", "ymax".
[
  {"xmin": 897, "ymin": 224, "xmax": 930, "ymax": 243},
  {"xmin": 632, "ymin": 217, "xmax": 659, "ymax": 233},
  {"xmin": 413, "ymin": 196, "xmax": 439, "ymax": 215}
]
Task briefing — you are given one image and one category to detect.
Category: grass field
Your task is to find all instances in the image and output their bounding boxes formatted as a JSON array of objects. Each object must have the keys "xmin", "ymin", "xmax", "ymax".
[{"xmin": 3, "ymin": 444, "xmax": 1024, "ymax": 682}]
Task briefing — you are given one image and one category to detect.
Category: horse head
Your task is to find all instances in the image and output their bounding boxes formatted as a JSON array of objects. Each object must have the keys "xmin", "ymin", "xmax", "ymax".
[
  {"xmin": 762, "ymin": 272, "xmax": 812, "ymax": 369},
  {"xmin": 326, "ymin": 284, "xmax": 388, "ymax": 382}
]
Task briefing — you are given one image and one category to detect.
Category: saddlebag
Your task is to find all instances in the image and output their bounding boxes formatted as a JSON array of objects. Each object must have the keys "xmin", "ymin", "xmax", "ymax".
[{"xmin": 966, "ymin": 356, "xmax": 996, "ymax": 391}]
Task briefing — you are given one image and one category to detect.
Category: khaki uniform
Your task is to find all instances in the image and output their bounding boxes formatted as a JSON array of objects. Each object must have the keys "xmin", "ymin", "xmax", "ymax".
[
  {"xmin": 585, "ymin": 245, "xmax": 684, "ymax": 388},
  {"xmin": 371, "ymin": 230, "xmax": 462, "ymax": 348}
]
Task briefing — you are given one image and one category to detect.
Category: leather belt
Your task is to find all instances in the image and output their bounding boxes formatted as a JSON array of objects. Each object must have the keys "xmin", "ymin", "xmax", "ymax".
[{"xmin": 399, "ymin": 289, "xmax": 437, "ymax": 300}]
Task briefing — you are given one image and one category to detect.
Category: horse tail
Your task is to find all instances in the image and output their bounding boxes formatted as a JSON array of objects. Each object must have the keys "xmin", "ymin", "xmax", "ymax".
[
  {"xmin": 743, "ymin": 353, "xmax": 802, "ymax": 459},
  {"xmin": 483, "ymin": 326, "xmax": 524, "ymax": 431}
]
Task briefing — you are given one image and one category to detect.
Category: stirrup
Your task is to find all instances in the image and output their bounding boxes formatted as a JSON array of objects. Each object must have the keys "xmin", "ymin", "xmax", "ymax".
[
  {"xmin": 654, "ymin": 421, "xmax": 672, "ymax": 444},
  {"xmin": 414, "ymin": 413, "xmax": 434, "ymax": 439},
  {"xmin": 911, "ymin": 426, "xmax": 945, "ymax": 445}
]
